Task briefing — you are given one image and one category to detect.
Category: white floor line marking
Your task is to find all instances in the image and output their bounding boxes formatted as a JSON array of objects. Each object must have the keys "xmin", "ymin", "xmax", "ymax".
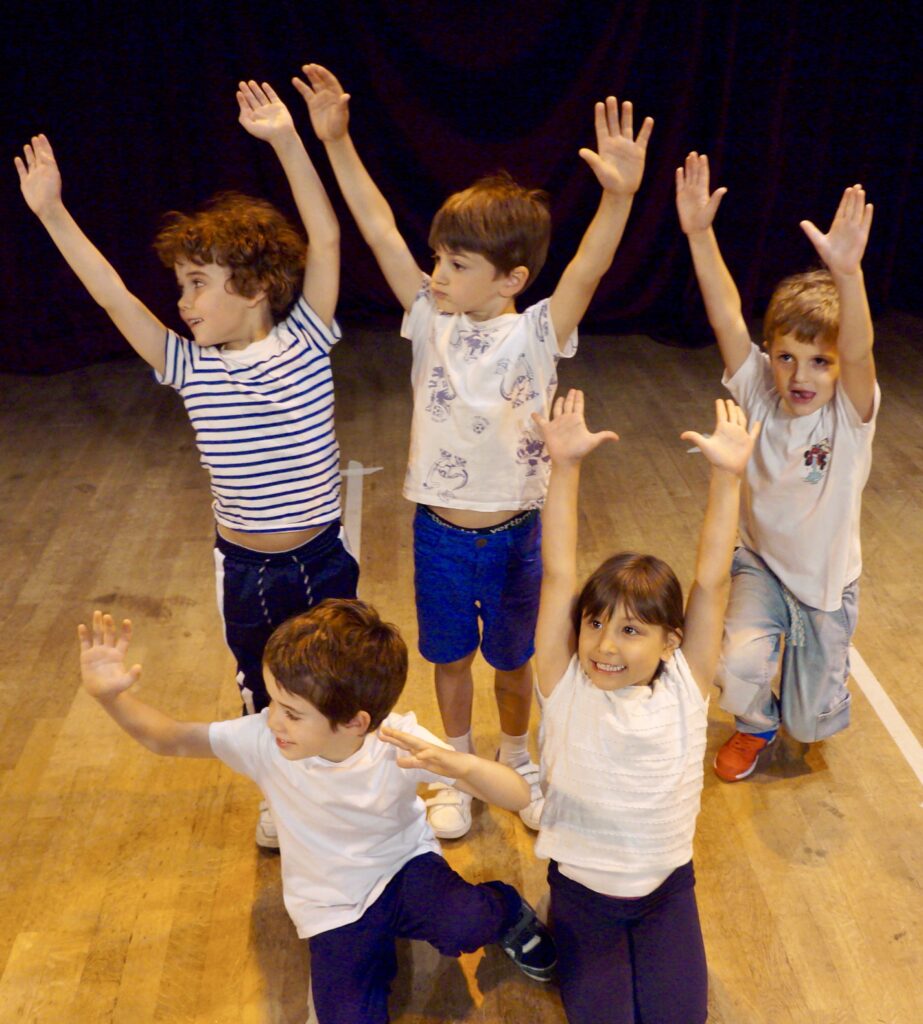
[
  {"xmin": 849, "ymin": 644, "xmax": 923, "ymax": 799},
  {"xmin": 341, "ymin": 460, "xmax": 382, "ymax": 565}
]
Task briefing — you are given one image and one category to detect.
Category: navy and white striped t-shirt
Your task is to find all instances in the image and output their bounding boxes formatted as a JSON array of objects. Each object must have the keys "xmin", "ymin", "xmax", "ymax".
[{"xmin": 156, "ymin": 296, "xmax": 341, "ymax": 534}]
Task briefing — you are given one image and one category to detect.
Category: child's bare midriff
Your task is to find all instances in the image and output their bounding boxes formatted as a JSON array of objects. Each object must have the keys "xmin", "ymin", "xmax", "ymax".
[
  {"xmin": 428, "ymin": 505, "xmax": 524, "ymax": 530},
  {"xmin": 217, "ymin": 523, "xmax": 328, "ymax": 552}
]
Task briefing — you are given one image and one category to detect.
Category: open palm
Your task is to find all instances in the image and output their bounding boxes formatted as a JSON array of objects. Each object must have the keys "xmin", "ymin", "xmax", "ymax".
[{"xmin": 237, "ymin": 80, "xmax": 295, "ymax": 142}]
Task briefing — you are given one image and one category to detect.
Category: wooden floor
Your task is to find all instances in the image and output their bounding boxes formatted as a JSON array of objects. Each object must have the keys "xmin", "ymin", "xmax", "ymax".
[{"xmin": 1, "ymin": 315, "xmax": 921, "ymax": 1023}]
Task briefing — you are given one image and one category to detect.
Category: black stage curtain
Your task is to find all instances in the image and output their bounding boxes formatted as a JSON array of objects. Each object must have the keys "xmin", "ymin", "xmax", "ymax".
[{"xmin": 3, "ymin": 0, "xmax": 920, "ymax": 373}]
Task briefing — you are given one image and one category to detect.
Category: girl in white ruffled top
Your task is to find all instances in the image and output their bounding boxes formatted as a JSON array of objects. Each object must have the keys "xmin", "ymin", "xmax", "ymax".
[{"xmin": 530, "ymin": 390, "xmax": 758, "ymax": 1024}]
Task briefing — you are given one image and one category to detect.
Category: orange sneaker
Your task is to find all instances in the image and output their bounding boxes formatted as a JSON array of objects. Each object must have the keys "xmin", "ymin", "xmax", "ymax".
[{"xmin": 714, "ymin": 731, "xmax": 776, "ymax": 782}]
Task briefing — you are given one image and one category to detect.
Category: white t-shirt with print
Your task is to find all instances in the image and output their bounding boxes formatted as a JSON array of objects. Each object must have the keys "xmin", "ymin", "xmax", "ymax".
[
  {"xmin": 724, "ymin": 343, "xmax": 879, "ymax": 611},
  {"xmin": 208, "ymin": 709, "xmax": 450, "ymax": 938},
  {"xmin": 401, "ymin": 277, "xmax": 578, "ymax": 511}
]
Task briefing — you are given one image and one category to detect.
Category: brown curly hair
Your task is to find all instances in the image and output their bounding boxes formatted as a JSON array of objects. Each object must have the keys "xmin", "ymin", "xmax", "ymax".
[
  {"xmin": 153, "ymin": 192, "xmax": 305, "ymax": 319},
  {"xmin": 428, "ymin": 171, "xmax": 551, "ymax": 292}
]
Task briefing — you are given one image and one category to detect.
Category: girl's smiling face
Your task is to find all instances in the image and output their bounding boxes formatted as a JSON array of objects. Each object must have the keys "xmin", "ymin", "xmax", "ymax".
[{"xmin": 577, "ymin": 602, "xmax": 679, "ymax": 691}]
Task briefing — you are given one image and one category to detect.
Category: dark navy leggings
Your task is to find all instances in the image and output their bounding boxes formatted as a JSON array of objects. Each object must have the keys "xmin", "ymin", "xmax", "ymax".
[{"xmin": 549, "ymin": 860, "xmax": 708, "ymax": 1024}]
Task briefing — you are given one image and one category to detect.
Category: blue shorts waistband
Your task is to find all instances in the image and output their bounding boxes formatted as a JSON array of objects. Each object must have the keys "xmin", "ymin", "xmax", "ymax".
[{"xmin": 419, "ymin": 505, "xmax": 538, "ymax": 536}]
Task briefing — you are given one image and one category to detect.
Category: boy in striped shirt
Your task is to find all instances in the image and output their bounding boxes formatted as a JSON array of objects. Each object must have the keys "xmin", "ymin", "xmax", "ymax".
[{"xmin": 16, "ymin": 79, "xmax": 357, "ymax": 847}]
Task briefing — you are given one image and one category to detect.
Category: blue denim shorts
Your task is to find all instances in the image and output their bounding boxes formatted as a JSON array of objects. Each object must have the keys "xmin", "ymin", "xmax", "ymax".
[{"xmin": 413, "ymin": 505, "xmax": 541, "ymax": 670}]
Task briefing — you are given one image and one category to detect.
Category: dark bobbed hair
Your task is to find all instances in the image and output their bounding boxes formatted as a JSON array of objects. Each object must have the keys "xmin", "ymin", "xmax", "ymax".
[
  {"xmin": 763, "ymin": 269, "xmax": 839, "ymax": 348},
  {"xmin": 263, "ymin": 599, "xmax": 408, "ymax": 731},
  {"xmin": 428, "ymin": 171, "xmax": 551, "ymax": 291},
  {"xmin": 574, "ymin": 552, "xmax": 684, "ymax": 640},
  {"xmin": 153, "ymin": 191, "xmax": 305, "ymax": 320}
]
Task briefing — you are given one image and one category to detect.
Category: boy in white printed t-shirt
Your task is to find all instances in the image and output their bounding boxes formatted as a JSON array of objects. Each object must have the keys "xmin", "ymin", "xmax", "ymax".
[
  {"xmin": 78, "ymin": 600, "xmax": 556, "ymax": 1024},
  {"xmin": 295, "ymin": 62, "xmax": 653, "ymax": 837},
  {"xmin": 676, "ymin": 152, "xmax": 879, "ymax": 782},
  {"xmin": 16, "ymin": 79, "xmax": 359, "ymax": 847}
]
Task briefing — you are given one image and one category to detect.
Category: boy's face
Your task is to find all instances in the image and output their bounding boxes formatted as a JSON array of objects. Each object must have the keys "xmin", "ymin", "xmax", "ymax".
[
  {"xmin": 174, "ymin": 260, "xmax": 265, "ymax": 350},
  {"xmin": 768, "ymin": 332, "xmax": 840, "ymax": 417},
  {"xmin": 577, "ymin": 602, "xmax": 678, "ymax": 692},
  {"xmin": 430, "ymin": 247, "xmax": 522, "ymax": 321},
  {"xmin": 264, "ymin": 669, "xmax": 365, "ymax": 762}
]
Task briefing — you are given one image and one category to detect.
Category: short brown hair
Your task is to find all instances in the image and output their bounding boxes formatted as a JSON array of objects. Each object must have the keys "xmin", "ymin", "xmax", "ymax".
[
  {"xmin": 428, "ymin": 171, "xmax": 551, "ymax": 291},
  {"xmin": 153, "ymin": 192, "xmax": 305, "ymax": 319},
  {"xmin": 763, "ymin": 269, "xmax": 839, "ymax": 348},
  {"xmin": 575, "ymin": 552, "xmax": 684, "ymax": 640},
  {"xmin": 263, "ymin": 599, "xmax": 408, "ymax": 731}
]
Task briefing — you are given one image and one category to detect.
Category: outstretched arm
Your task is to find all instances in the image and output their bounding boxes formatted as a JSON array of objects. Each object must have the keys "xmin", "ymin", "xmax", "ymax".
[
  {"xmin": 678, "ymin": 400, "xmax": 759, "ymax": 695},
  {"xmin": 237, "ymin": 80, "xmax": 339, "ymax": 327},
  {"xmin": 15, "ymin": 136, "xmax": 168, "ymax": 373},
  {"xmin": 530, "ymin": 390, "xmax": 619, "ymax": 697},
  {"xmin": 379, "ymin": 726, "xmax": 530, "ymax": 809},
  {"xmin": 79, "ymin": 611, "xmax": 214, "ymax": 758},
  {"xmin": 675, "ymin": 152, "xmax": 751, "ymax": 377},
  {"xmin": 800, "ymin": 185, "xmax": 875, "ymax": 421},
  {"xmin": 549, "ymin": 98, "xmax": 654, "ymax": 348},
  {"xmin": 293, "ymin": 64, "xmax": 422, "ymax": 312}
]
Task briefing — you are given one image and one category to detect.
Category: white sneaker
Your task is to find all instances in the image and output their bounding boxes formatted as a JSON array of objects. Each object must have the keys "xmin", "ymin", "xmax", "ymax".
[
  {"xmin": 255, "ymin": 799, "xmax": 280, "ymax": 849},
  {"xmin": 514, "ymin": 760, "xmax": 544, "ymax": 830},
  {"xmin": 425, "ymin": 782, "xmax": 473, "ymax": 839}
]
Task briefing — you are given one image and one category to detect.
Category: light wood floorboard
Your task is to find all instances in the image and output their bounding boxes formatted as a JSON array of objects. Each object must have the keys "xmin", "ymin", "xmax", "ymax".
[{"xmin": 1, "ymin": 316, "xmax": 921, "ymax": 1022}]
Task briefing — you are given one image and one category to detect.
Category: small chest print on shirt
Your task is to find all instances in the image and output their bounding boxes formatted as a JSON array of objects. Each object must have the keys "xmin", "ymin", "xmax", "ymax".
[
  {"xmin": 426, "ymin": 366, "xmax": 456, "ymax": 422},
  {"xmin": 803, "ymin": 438, "xmax": 832, "ymax": 484},
  {"xmin": 452, "ymin": 328, "xmax": 493, "ymax": 362},
  {"xmin": 495, "ymin": 354, "xmax": 539, "ymax": 408}
]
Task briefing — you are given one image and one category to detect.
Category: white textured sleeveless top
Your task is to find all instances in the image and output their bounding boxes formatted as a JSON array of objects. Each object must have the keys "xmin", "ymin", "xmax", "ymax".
[{"xmin": 535, "ymin": 650, "xmax": 708, "ymax": 897}]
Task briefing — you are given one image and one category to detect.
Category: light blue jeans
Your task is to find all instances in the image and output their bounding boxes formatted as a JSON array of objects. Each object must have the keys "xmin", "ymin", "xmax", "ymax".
[{"xmin": 716, "ymin": 548, "xmax": 859, "ymax": 742}]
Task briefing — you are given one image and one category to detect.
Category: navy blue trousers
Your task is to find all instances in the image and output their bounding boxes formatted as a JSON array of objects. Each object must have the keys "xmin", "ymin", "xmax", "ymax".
[
  {"xmin": 549, "ymin": 860, "xmax": 707, "ymax": 1024},
  {"xmin": 214, "ymin": 521, "xmax": 358, "ymax": 713},
  {"xmin": 309, "ymin": 853, "xmax": 521, "ymax": 1024}
]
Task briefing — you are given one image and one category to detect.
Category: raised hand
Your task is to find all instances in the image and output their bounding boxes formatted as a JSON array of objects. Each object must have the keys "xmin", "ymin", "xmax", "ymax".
[
  {"xmin": 681, "ymin": 399, "xmax": 759, "ymax": 478},
  {"xmin": 675, "ymin": 151, "xmax": 727, "ymax": 235},
  {"xmin": 78, "ymin": 611, "xmax": 142, "ymax": 701},
  {"xmin": 800, "ymin": 184, "xmax": 873, "ymax": 277},
  {"xmin": 292, "ymin": 63, "xmax": 350, "ymax": 142},
  {"xmin": 579, "ymin": 97, "xmax": 654, "ymax": 196},
  {"xmin": 237, "ymin": 80, "xmax": 296, "ymax": 143},
  {"xmin": 532, "ymin": 388, "xmax": 619, "ymax": 465},
  {"xmin": 379, "ymin": 725, "xmax": 466, "ymax": 777},
  {"xmin": 14, "ymin": 134, "xmax": 63, "ymax": 218}
]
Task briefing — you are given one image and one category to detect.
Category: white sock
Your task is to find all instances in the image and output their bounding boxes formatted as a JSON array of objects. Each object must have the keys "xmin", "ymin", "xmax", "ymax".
[
  {"xmin": 499, "ymin": 730, "xmax": 530, "ymax": 768},
  {"xmin": 446, "ymin": 730, "xmax": 474, "ymax": 755}
]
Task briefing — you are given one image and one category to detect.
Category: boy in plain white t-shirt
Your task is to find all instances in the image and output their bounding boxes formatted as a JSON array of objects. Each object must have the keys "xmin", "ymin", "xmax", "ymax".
[
  {"xmin": 78, "ymin": 600, "xmax": 556, "ymax": 1024},
  {"xmin": 294, "ymin": 62, "xmax": 654, "ymax": 839},
  {"xmin": 676, "ymin": 153, "xmax": 879, "ymax": 782}
]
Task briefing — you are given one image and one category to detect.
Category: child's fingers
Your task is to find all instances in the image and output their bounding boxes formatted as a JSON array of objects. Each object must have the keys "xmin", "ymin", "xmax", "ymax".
[
  {"xmin": 618, "ymin": 99, "xmax": 633, "ymax": 139},
  {"xmin": 634, "ymin": 115, "xmax": 654, "ymax": 149},
  {"xmin": 116, "ymin": 618, "xmax": 133, "ymax": 655},
  {"xmin": 246, "ymin": 80, "xmax": 270, "ymax": 105},
  {"xmin": 799, "ymin": 219, "xmax": 825, "ymax": 252},
  {"xmin": 262, "ymin": 82, "xmax": 281, "ymax": 103}
]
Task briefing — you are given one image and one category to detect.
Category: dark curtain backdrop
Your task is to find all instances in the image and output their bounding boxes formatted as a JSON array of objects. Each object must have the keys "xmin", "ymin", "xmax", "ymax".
[{"xmin": 3, "ymin": 0, "xmax": 921, "ymax": 373}]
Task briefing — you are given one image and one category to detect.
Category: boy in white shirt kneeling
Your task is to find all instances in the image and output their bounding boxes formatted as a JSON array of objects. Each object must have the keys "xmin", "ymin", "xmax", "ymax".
[{"xmin": 78, "ymin": 599, "xmax": 556, "ymax": 1024}]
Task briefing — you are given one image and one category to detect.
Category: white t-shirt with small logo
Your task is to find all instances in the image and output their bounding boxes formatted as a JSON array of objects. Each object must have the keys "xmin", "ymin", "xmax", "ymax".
[{"xmin": 724, "ymin": 343, "xmax": 879, "ymax": 611}]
